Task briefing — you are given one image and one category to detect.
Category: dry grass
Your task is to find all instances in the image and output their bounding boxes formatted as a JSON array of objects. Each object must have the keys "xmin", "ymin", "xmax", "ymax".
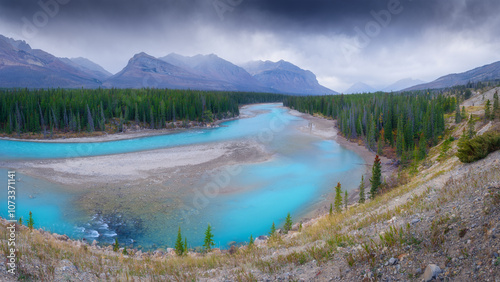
[{"xmin": 2, "ymin": 106, "xmax": 499, "ymax": 281}]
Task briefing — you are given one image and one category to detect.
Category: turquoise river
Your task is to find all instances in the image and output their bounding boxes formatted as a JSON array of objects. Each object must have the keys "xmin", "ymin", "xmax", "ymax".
[{"xmin": 0, "ymin": 103, "xmax": 364, "ymax": 249}]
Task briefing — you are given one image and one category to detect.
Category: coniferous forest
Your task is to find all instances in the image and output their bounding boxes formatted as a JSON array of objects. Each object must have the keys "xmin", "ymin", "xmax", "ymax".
[
  {"xmin": 1, "ymin": 87, "xmax": 457, "ymax": 165},
  {"xmin": 0, "ymin": 88, "xmax": 284, "ymax": 137},
  {"xmin": 284, "ymin": 91, "xmax": 456, "ymax": 163}
]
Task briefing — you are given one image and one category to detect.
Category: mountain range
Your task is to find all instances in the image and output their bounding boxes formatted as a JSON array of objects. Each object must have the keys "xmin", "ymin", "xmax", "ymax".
[
  {"xmin": 2, "ymin": 34, "xmax": 500, "ymax": 94},
  {"xmin": 345, "ymin": 78, "xmax": 426, "ymax": 94},
  {"xmin": 0, "ymin": 35, "xmax": 335, "ymax": 95},
  {"xmin": 403, "ymin": 61, "xmax": 500, "ymax": 91}
]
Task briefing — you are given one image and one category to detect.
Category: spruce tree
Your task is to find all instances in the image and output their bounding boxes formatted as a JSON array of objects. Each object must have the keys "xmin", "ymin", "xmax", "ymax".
[
  {"xmin": 377, "ymin": 131, "xmax": 384, "ymax": 155},
  {"xmin": 344, "ymin": 190, "xmax": 348, "ymax": 209},
  {"xmin": 418, "ymin": 134, "xmax": 427, "ymax": 160},
  {"xmin": 485, "ymin": 100, "xmax": 492, "ymax": 121},
  {"xmin": 455, "ymin": 102, "xmax": 462, "ymax": 123},
  {"xmin": 494, "ymin": 91, "xmax": 499, "ymax": 119},
  {"xmin": 203, "ymin": 224, "xmax": 215, "ymax": 252},
  {"xmin": 184, "ymin": 237, "xmax": 188, "ymax": 253},
  {"xmin": 175, "ymin": 226, "xmax": 184, "ymax": 256},
  {"xmin": 359, "ymin": 175, "xmax": 365, "ymax": 203},
  {"xmin": 27, "ymin": 211, "xmax": 34, "ymax": 230},
  {"xmin": 269, "ymin": 222, "xmax": 276, "ymax": 237},
  {"xmin": 466, "ymin": 114, "xmax": 476, "ymax": 139},
  {"xmin": 249, "ymin": 234, "xmax": 254, "ymax": 247},
  {"xmin": 370, "ymin": 155, "xmax": 382, "ymax": 199},
  {"xmin": 283, "ymin": 213, "xmax": 293, "ymax": 234},
  {"xmin": 329, "ymin": 203, "xmax": 333, "ymax": 215},
  {"xmin": 396, "ymin": 116, "xmax": 405, "ymax": 157},
  {"xmin": 113, "ymin": 238, "xmax": 119, "ymax": 252},
  {"xmin": 334, "ymin": 182, "xmax": 343, "ymax": 213}
]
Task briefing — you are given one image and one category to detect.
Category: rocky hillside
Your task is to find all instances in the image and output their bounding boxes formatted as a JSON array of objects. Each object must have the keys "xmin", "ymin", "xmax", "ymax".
[
  {"xmin": 1, "ymin": 89, "xmax": 499, "ymax": 281},
  {"xmin": 404, "ymin": 61, "xmax": 500, "ymax": 91},
  {"xmin": 241, "ymin": 60, "xmax": 338, "ymax": 95},
  {"xmin": 0, "ymin": 35, "xmax": 103, "ymax": 88}
]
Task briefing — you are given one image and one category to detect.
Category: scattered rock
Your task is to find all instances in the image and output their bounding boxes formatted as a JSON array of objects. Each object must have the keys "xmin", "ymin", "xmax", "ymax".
[
  {"xmin": 422, "ymin": 264, "xmax": 441, "ymax": 281},
  {"xmin": 53, "ymin": 233, "xmax": 69, "ymax": 241},
  {"xmin": 254, "ymin": 235, "xmax": 268, "ymax": 245},
  {"xmin": 229, "ymin": 245, "xmax": 238, "ymax": 255},
  {"xmin": 388, "ymin": 257, "xmax": 398, "ymax": 265},
  {"xmin": 411, "ymin": 218, "xmax": 421, "ymax": 224}
]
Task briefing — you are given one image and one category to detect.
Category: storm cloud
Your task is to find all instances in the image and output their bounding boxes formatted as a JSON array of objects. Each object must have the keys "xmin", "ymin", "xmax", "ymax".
[{"xmin": 0, "ymin": 0, "xmax": 499, "ymax": 92}]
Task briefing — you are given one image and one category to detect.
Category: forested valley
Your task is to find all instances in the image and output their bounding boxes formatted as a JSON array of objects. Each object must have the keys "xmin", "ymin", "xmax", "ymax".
[{"xmin": 0, "ymin": 88, "xmax": 284, "ymax": 138}]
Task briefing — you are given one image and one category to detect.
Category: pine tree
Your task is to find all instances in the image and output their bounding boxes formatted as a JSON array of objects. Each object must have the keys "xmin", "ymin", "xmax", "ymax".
[
  {"xmin": 123, "ymin": 247, "xmax": 128, "ymax": 255},
  {"xmin": 203, "ymin": 224, "xmax": 215, "ymax": 252},
  {"xmin": 87, "ymin": 104, "xmax": 94, "ymax": 132},
  {"xmin": 269, "ymin": 222, "xmax": 276, "ymax": 237},
  {"xmin": 370, "ymin": 155, "xmax": 382, "ymax": 199},
  {"xmin": 175, "ymin": 226, "xmax": 184, "ymax": 256},
  {"xmin": 344, "ymin": 190, "xmax": 348, "ymax": 209},
  {"xmin": 485, "ymin": 100, "xmax": 492, "ymax": 121},
  {"xmin": 466, "ymin": 114, "xmax": 476, "ymax": 139},
  {"xmin": 461, "ymin": 106, "xmax": 467, "ymax": 120},
  {"xmin": 249, "ymin": 234, "xmax": 254, "ymax": 247},
  {"xmin": 396, "ymin": 116, "xmax": 405, "ymax": 157},
  {"xmin": 377, "ymin": 131, "xmax": 384, "ymax": 155},
  {"xmin": 27, "ymin": 211, "xmax": 34, "ymax": 230},
  {"xmin": 494, "ymin": 91, "xmax": 499, "ymax": 119},
  {"xmin": 334, "ymin": 182, "xmax": 343, "ymax": 213},
  {"xmin": 329, "ymin": 203, "xmax": 333, "ymax": 216},
  {"xmin": 455, "ymin": 102, "xmax": 462, "ymax": 123},
  {"xmin": 418, "ymin": 134, "xmax": 427, "ymax": 160},
  {"xmin": 283, "ymin": 212, "xmax": 293, "ymax": 234},
  {"xmin": 113, "ymin": 238, "xmax": 119, "ymax": 252},
  {"xmin": 367, "ymin": 115, "xmax": 376, "ymax": 151},
  {"xmin": 18, "ymin": 217, "xmax": 23, "ymax": 225},
  {"xmin": 464, "ymin": 89, "xmax": 472, "ymax": 100},
  {"xmin": 359, "ymin": 175, "xmax": 365, "ymax": 203}
]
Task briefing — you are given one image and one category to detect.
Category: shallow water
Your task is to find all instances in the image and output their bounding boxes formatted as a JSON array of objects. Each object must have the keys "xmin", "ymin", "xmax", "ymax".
[{"xmin": 0, "ymin": 104, "xmax": 364, "ymax": 249}]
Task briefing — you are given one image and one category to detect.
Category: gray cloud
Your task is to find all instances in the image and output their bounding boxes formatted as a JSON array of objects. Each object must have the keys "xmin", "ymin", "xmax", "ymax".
[{"xmin": 0, "ymin": 0, "xmax": 499, "ymax": 91}]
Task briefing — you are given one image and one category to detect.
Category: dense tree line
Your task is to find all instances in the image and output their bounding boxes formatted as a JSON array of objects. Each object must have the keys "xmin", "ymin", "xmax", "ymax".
[
  {"xmin": 284, "ymin": 91, "xmax": 455, "ymax": 163},
  {"xmin": 0, "ymin": 88, "xmax": 284, "ymax": 136}
]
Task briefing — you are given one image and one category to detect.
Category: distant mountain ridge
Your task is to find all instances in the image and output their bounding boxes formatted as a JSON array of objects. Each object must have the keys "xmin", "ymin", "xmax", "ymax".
[
  {"xmin": 383, "ymin": 78, "xmax": 426, "ymax": 92},
  {"xmin": 0, "ymin": 35, "xmax": 103, "ymax": 88},
  {"xmin": 345, "ymin": 78, "xmax": 426, "ymax": 94},
  {"xmin": 345, "ymin": 82, "xmax": 376, "ymax": 94},
  {"xmin": 159, "ymin": 53, "xmax": 271, "ymax": 92},
  {"xmin": 0, "ymin": 34, "xmax": 336, "ymax": 95},
  {"xmin": 404, "ymin": 61, "xmax": 500, "ymax": 91},
  {"xmin": 240, "ymin": 60, "xmax": 337, "ymax": 95},
  {"xmin": 59, "ymin": 57, "xmax": 112, "ymax": 81}
]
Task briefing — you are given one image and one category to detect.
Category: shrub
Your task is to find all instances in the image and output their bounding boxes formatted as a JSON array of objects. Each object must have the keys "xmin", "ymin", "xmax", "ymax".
[{"xmin": 457, "ymin": 131, "xmax": 500, "ymax": 163}]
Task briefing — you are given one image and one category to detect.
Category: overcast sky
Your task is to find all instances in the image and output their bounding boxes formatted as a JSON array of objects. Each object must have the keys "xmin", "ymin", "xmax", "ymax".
[{"xmin": 0, "ymin": 0, "xmax": 499, "ymax": 92}]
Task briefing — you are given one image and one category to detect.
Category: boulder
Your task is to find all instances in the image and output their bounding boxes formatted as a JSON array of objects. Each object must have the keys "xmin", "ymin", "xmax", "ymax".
[
  {"xmin": 422, "ymin": 264, "xmax": 441, "ymax": 282},
  {"xmin": 153, "ymin": 250, "xmax": 165, "ymax": 257},
  {"xmin": 53, "ymin": 233, "xmax": 69, "ymax": 241},
  {"xmin": 229, "ymin": 245, "xmax": 238, "ymax": 255},
  {"xmin": 254, "ymin": 235, "xmax": 268, "ymax": 245}
]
